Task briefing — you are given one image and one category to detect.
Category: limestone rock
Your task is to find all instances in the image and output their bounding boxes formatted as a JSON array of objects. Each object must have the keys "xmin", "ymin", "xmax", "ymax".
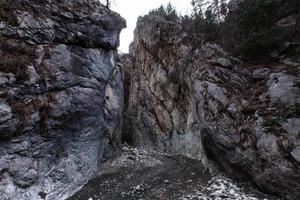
[
  {"xmin": 122, "ymin": 12, "xmax": 300, "ymax": 199},
  {"xmin": 291, "ymin": 147, "xmax": 300, "ymax": 163},
  {"xmin": 0, "ymin": 1, "xmax": 125, "ymax": 199},
  {"xmin": 212, "ymin": 57, "xmax": 233, "ymax": 68},
  {"xmin": 267, "ymin": 73, "xmax": 300, "ymax": 105},
  {"xmin": 0, "ymin": 101, "xmax": 19, "ymax": 139},
  {"xmin": 253, "ymin": 68, "xmax": 271, "ymax": 80},
  {"xmin": 0, "ymin": 0, "xmax": 126, "ymax": 49},
  {"xmin": 281, "ymin": 118, "xmax": 300, "ymax": 139}
]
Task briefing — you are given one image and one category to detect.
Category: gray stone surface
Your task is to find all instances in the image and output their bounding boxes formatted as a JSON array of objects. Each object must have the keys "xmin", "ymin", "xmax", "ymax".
[
  {"xmin": 267, "ymin": 73, "xmax": 300, "ymax": 105},
  {"xmin": 0, "ymin": 100, "xmax": 19, "ymax": 139},
  {"xmin": 0, "ymin": 1, "xmax": 125, "ymax": 200},
  {"xmin": 253, "ymin": 68, "xmax": 271, "ymax": 80},
  {"xmin": 291, "ymin": 147, "xmax": 300, "ymax": 163},
  {"xmin": 0, "ymin": 0, "xmax": 125, "ymax": 49},
  {"xmin": 212, "ymin": 57, "xmax": 233, "ymax": 68},
  {"xmin": 122, "ymin": 13, "xmax": 300, "ymax": 200},
  {"xmin": 281, "ymin": 118, "xmax": 300, "ymax": 139}
]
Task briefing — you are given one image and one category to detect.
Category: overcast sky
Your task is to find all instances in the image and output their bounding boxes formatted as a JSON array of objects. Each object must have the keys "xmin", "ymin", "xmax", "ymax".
[{"xmin": 111, "ymin": 0, "xmax": 193, "ymax": 53}]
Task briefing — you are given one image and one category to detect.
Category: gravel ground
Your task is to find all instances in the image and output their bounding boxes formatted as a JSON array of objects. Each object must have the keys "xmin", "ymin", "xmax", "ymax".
[{"xmin": 68, "ymin": 147, "xmax": 279, "ymax": 200}]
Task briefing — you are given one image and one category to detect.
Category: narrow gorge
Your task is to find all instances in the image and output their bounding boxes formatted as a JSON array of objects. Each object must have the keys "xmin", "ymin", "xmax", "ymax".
[{"xmin": 0, "ymin": 0, "xmax": 299, "ymax": 200}]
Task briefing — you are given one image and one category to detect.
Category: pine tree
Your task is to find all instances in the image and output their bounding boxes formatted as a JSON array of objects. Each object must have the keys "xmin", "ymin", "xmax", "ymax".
[
  {"xmin": 148, "ymin": 3, "xmax": 178, "ymax": 22},
  {"xmin": 104, "ymin": 0, "xmax": 114, "ymax": 9},
  {"xmin": 191, "ymin": 0, "xmax": 206, "ymax": 19},
  {"xmin": 208, "ymin": 0, "xmax": 228, "ymax": 22},
  {"xmin": 165, "ymin": 2, "xmax": 178, "ymax": 21}
]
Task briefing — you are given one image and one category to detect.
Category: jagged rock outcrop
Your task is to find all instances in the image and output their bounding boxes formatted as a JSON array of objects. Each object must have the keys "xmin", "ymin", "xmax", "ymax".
[
  {"xmin": 122, "ymin": 14, "xmax": 300, "ymax": 199},
  {"xmin": 0, "ymin": 1, "xmax": 125, "ymax": 199}
]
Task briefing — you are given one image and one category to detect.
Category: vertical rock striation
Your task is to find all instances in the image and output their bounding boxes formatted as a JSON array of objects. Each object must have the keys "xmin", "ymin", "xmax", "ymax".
[
  {"xmin": 122, "ymin": 14, "xmax": 300, "ymax": 199},
  {"xmin": 0, "ymin": 0, "xmax": 125, "ymax": 199}
]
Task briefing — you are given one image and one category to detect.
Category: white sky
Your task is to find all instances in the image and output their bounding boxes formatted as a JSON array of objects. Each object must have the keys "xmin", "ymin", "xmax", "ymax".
[{"xmin": 111, "ymin": 0, "xmax": 193, "ymax": 53}]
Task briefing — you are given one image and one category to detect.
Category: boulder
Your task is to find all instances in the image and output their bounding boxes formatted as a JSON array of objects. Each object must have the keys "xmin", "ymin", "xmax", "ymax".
[
  {"xmin": 253, "ymin": 68, "xmax": 271, "ymax": 80},
  {"xmin": 267, "ymin": 73, "xmax": 300, "ymax": 105}
]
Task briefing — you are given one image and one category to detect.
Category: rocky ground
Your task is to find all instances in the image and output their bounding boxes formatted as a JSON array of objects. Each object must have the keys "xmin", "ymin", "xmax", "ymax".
[{"xmin": 69, "ymin": 147, "xmax": 278, "ymax": 200}]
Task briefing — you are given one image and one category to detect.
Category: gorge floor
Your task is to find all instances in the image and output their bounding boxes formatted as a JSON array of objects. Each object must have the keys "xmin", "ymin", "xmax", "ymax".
[{"xmin": 68, "ymin": 147, "xmax": 278, "ymax": 200}]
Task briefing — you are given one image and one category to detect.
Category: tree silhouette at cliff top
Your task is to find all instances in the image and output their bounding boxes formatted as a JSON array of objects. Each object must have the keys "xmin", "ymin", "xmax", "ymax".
[
  {"xmin": 100, "ymin": 0, "xmax": 114, "ymax": 8},
  {"xmin": 148, "ymin": 2, "xmax": 179, "ymax": 22}
]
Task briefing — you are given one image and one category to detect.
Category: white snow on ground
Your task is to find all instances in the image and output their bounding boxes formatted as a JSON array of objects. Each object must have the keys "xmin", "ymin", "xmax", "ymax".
[
  {"xmin": 110, "ymin": 147, "xmax": 162, "ymax": 168},
  {"xmin": 180, "ymin": 175, "xmax": 268, "ymax": 200},
  {"xmin": 97, "ymin": 147, "xmax": 272, "ymax": 200}
]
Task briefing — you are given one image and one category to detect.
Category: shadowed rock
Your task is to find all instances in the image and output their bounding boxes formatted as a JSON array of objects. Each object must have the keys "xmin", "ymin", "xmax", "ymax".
[{"xmin": 0, "ymin": 0, "xmax": 125, "ymax": 199}]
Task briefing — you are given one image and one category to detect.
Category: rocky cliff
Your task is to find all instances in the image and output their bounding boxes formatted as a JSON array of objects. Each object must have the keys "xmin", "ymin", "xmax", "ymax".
[
  {"xmin": 1, "ymin": 1, "xmax": 299, "ymax": 200},
  {"xmin": 0, "ymin": 0, "xmax": 125, "ymax": 199},
  {"xmin": 122, "ymin": 14, "xmax": 300, "ymax": 199}
]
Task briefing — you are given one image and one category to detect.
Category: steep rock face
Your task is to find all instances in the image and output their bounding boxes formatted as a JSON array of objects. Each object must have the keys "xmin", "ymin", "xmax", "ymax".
[
  {"xmin": 0, "ymin": 0, "xmax": 125, "ymax": 49},
  {"xmin": 123, "ymin": 14, "xmax": 300, "ymax": 199},
  {"xmin": 0, "ymin": 1, "xmax": 125, "ymax": 200}
]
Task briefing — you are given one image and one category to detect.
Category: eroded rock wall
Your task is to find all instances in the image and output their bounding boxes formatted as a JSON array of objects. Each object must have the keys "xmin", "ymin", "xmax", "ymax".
[
  {"xmin": 122, "ymin": 14, "xmax": 300, "ymax": 199},
  {"xmin": 0, "ymin": 1, "xmax": 125, "ymax": 199}
]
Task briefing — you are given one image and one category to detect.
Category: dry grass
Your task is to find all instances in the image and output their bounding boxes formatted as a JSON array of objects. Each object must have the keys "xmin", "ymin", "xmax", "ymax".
[
  {"xmin": 0, "ymin": 39, "xmax": 36, "ymax": 81},
  {"xmin": 0, "ymin": 0, "xmax": 18, "ymax": 25},
  {"xmin": 8, "ymin": 94, "xmax": 57, "ymax": 136},
  {"xmin": 10, "ymin": 100, "xmax": 33, "ymax": 135}
]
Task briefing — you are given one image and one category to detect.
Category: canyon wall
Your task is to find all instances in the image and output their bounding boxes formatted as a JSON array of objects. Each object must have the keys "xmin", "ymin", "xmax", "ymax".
[
  {"xmin": 0, "ymin": 1, "xmax": 125, "ymax": 199},
  {"xmin": 122, "ymin": 14, "xmax": 300, "ymax": 199},
  {"xmin": 0, "ymin": 1, "xmax": 299, "ymax": 199}
]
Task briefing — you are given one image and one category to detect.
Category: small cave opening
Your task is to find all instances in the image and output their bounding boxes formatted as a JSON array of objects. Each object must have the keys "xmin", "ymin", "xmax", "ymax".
[{"xmin": 121, "ymin": 115, "xmax": 135, "ymax": 145}]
